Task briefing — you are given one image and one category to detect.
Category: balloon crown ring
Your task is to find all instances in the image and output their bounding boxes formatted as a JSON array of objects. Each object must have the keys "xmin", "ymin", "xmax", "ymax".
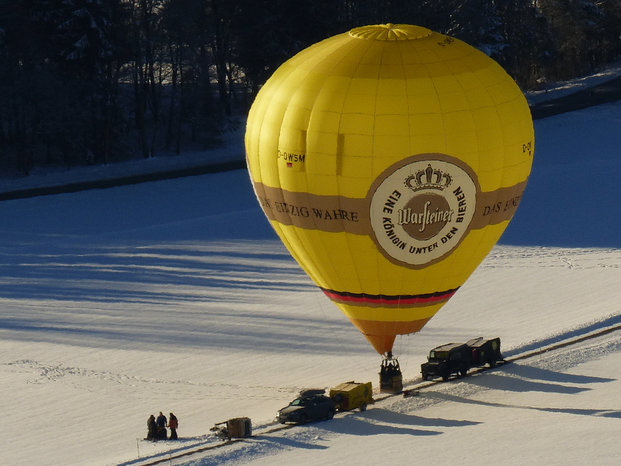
[{"xmin": 349, "ymin": 23, "xmax": 432, "ymax": 41}]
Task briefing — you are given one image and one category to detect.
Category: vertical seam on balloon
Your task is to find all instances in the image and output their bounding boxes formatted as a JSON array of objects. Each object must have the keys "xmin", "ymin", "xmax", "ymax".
[
  {"xmin": 422, "ymin": 36, "xmax": 449, "ymax": 302},
  {"xmin": 426, "ymin": 35, "xmax": 446, "ymax": 151},
  {"xmin": 478, "ymin": 59, "xmax": 514, "ymax": 252},
  {"xmin": 262, "ymin": 63, "xmax": 309, "ymax": 276},
  {"xmin": 311, "ymin": 37, "xmax": 361, "ymax": 291},
  {"xmin": 367, "ymin": 39, "xmax": 385, "ymax": 301},
  {"xmin": 297, "ymin": 35, "xmax": 358, "ymax": 290},
  {"xmin": 251, "ymin": 72, "xmax": 280, "ymax": 244},
  {"xmin": 396, "ymin": 38, "xmax": 411, "ymax": 318},
  {"xmin": 443, "ymin": 46, "xmax": 480, "ymax": 278},
  {"xmin": 453, "ymin": 52, "xmax": 490, "ymax": 272},
  {"xmin": 333, "ymin": 38, "xmax": 375, "ymax": 298},
  {"xmin": 270, "ymin": 56, "xmax": 321, "ymax": 285}
]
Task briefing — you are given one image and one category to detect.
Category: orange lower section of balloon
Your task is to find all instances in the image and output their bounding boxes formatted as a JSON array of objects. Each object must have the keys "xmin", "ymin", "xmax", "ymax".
[{"xmin": 350, "ymin": 317, "xmax": 431, "ymax": 354}]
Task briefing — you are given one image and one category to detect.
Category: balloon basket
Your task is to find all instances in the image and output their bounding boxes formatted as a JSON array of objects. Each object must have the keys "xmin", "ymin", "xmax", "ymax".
[{"xmin": 379, "ymin": 353, "xmax": 403, "ymax": 394}]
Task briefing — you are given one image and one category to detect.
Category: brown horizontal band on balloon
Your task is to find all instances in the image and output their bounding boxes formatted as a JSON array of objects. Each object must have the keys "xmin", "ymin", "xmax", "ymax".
[
  {"xmin": 251, "ymin": 179, "xmax": 528, "ymax": 234},
  {"xmin": 251, "ymin": 181, "xmax": 370, "ymax": 234},
  {"xmin": 470, "ymin": 179, "xmax": 529, "ymax": 229},
  {"xmin": 321, "ymin": 287, "xmax": 459, "ymax": 307}
]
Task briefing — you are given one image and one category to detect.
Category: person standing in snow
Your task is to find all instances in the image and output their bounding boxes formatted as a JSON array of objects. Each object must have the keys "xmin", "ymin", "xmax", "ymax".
[
  {"xmin": 147, "ymin": 415, "xmax": 158, "ymax": 441},
  {"xmin": 167, "ymin": 412, "xmax": 179, "ymax": 440},
  {"xmin": 156, "ymin": 411, "xmax": 167, "ymax": 440}
]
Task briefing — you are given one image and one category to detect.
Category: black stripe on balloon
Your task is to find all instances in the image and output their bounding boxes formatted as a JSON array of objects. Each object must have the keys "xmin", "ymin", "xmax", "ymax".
[{"xmin": 320, "ymin": 287, "xmax": 459, "ymax": 306}]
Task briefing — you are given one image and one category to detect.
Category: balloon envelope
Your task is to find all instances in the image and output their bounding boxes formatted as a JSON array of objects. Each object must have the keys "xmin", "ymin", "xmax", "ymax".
[{"xmin": 245, "ymin": 24, "xmax": 534, "ymax": 354}]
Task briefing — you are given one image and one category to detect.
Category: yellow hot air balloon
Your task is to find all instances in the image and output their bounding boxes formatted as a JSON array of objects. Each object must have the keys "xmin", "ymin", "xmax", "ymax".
[{"xmin": 245, "ymin": 24, "xmax": 534, "ymax": 356}]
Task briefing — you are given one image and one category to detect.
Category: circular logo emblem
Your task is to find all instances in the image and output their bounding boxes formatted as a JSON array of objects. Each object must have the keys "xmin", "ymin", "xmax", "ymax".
[{"xmin": 369, "ymin": 155, "xmax": 479, "ymax": 268}]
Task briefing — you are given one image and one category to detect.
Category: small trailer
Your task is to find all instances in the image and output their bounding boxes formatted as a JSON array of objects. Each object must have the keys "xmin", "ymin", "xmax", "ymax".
[
  {"xmin": 466, "ymin": 337, "xmax": 503, "ymax": 367},
  {"xmin": 210, "ymin": 417, "xmax": 252, "ymax": 441},
  {"xmin": 329, "ymin": 381, "xmax": 374, "ymax": 412}
]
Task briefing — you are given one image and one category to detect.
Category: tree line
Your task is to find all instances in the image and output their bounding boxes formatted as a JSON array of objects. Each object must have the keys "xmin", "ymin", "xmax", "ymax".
[{"xmin": 1, "ymin": 0, "xmax": 619, "ymax": 176}]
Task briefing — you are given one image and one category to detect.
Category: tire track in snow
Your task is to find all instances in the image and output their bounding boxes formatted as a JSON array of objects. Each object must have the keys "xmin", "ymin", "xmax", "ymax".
[{"xmin": 3, "ymin": 359, "xmax": 297, "ymax": 400}]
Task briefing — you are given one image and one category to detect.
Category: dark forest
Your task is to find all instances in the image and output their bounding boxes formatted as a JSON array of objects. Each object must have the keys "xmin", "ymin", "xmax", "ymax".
[{"xmin": 1, "ymin": 0, "xmax": 620, "ymax": 175}]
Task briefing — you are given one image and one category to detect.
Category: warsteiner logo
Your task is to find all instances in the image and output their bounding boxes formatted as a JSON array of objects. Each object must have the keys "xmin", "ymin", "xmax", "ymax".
[{"xmin": 369, "ymin": 155, "xmax": 479, "ymax": 268}]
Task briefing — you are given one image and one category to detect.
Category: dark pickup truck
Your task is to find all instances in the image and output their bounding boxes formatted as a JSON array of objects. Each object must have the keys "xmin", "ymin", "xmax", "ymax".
[{"xmin": 421, "ymin": 337, "xmax": 503, "ymax": 381}]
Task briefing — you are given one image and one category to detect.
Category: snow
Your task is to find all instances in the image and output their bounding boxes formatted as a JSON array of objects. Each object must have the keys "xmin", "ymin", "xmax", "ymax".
[
  {"xmin": 525, "ymin": 57, "xmax": 621, "ymax": 104},
  {"xmin": 1, "ymin": 87, "xmax": 621, "ymax": 464},
  {"xmin": 0, "ymin": 126, "xmax": 245, "ymax": 195}
]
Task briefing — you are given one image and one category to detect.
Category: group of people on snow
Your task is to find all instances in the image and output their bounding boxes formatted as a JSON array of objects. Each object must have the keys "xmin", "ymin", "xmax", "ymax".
[{"xmin": 147, "ymin": 411, "xmax": 178, "ymax": 441}]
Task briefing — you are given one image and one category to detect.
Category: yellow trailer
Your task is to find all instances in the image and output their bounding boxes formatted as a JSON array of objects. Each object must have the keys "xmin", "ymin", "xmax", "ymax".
[{"xmin": 329, "ymin": 381, "xmax": 374, "ymax": 412}]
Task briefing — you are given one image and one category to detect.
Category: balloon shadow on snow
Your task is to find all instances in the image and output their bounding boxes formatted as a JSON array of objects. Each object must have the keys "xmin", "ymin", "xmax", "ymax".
[
  {"xmin": 501, "ymin": 364, "xmax": 614, "ymax": 385},
  {"xmin": 464, "ymin": 373, "xmax": 592, "ymax": 394},
  {"xmin": 246, "ymin": 434, "xmax": 329, "ymax": 450},
  {"xmin": 318, "ymin": 414, "xmax": 442, "ymax": 437},
  {"xmin": 359, "ymin": 408, "xmax": 481, "ymax": 428},
  {"xmin": 504, "ymin": 314, "xmax": 621, "ymax": 360},
  {"xmin": 425, "ymin": 390, "xmax": 621, "ymax": 418}
]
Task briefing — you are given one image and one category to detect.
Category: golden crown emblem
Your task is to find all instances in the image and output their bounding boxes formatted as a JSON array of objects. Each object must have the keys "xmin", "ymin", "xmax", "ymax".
[{"xmin": 404, "ymin": 164, "xmax": 453, "ymax": 192}]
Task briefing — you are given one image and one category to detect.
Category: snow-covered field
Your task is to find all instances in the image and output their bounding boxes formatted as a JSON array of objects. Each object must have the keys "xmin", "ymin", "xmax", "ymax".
[{"xmin": 1, "ymin": 94, "xmax": 621, "ymax": 464}]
